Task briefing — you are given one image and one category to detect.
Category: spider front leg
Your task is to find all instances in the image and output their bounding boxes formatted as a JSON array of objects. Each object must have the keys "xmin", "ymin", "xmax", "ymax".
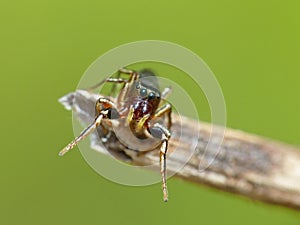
[
  {"xmin": 148, "ymin": 102, "xmax": 173, "ymax": 201},
  {"xmin": 149, "ymin": 123, "xmax": 171, "ymax": 202},
  {"xmin": 94, "ymin": 98, "xmax": 120, "ymax": 142},
  {"xmin": 59, "ymin": 98, "xmax": 119, "ymax": 156},
  {"xmin": 154, "ymin": 103, "xmax": 172, "ymax": 130}
]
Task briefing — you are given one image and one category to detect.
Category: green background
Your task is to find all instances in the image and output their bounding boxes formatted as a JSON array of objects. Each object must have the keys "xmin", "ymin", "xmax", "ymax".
[{"xmin": 1, "ymin": 0, "xmax": 300, "ymax": 224}]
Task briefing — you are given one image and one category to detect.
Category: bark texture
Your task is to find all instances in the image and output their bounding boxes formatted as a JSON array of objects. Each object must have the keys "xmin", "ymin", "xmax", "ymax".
[{"xmin": 59, "ymin": 90, "xmax": 300, "ymax": 210}]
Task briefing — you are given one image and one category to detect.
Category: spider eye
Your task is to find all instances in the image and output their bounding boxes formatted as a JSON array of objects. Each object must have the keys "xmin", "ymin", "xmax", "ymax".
[
  {"xmin": 148, "ymin": 92, "xmax": 156, "ymax": 100},
  {"xmin": 140, "ymin": 88, "xmax": 147, "ymax": 97}
]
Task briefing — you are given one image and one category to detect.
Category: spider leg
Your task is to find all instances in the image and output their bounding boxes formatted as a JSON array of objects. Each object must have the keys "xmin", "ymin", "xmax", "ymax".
[
  {"xmin": 59, "ymin": 113, "xmax": 104, "ymax": 156},
  {"xmin": 93, "ymin": 68, "xmax": 136, "ymax": 96},
  {"xmin": 59, "ymin": 98, "xmax": 119, "ymax": 156},
  {"xmin": 116, "ymin": 69, "xmax": 139, "ymax": 104},
  {"xmin": 161, "ymin": 86, "xmax": 172, "ymax": 100},
  {"xmin": 95, "ymin": 98, "xmax": 120, "ymax": 142},
  {"xmin": 149, "ymin": 123, "xmax": 171, "ymax": 202},
  {"xmin": 86, "ymin": 77, "xmax": 128, "ymax": 92},
  {"xmin": 95, "ymin": 98, "xmax": 119, "ymax": 118},
  {"xmin": 154, "ymin": 103, "xmax": 172, "ymax": 130},
  {"xmin": 149, "ymin": 100, "xmax": 172, "ymax": 201},
  {"xmin": 118, "ymin": 68, "xmax": 135, "ymax": 75},
  {"xmin": 86, "ymin": 68, "xmax": 138, "ymax": 93},
  {"xmin": 110, "ymin": 70, "xmax": 122, "ymax": 96},
  {"xmin": 85, "ymin": 68, "xmax": 139, "ymax": 112}
]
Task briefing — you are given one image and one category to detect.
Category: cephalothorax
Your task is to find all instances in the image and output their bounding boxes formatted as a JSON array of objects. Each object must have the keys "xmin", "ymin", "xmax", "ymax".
[{"xmin": 59, "ymin": 68, "xmax": 172, "ymax": 201}]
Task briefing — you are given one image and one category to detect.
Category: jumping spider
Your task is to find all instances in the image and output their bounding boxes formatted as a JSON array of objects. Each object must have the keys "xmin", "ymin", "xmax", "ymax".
[{"xmin": 59, "ymin": 68, "xmax": 172, "ymax": 201}]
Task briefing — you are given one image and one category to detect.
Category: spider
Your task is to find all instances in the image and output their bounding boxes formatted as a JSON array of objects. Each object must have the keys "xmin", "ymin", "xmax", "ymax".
[{"xmin": 59, "ymin": 68, "xmax": 172, "ymax": 202}]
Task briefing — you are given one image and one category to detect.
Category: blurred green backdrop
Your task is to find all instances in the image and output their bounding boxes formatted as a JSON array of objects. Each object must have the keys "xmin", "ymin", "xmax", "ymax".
[{"xmin": 1, "ymin": 0, "xmax": 300, "ymax": 224}]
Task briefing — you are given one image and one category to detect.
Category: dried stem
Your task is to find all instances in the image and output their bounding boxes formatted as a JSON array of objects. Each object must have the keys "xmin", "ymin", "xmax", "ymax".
[{"xmin": 59, "ymin": 90, "xmax": 300, "ymax": 210}]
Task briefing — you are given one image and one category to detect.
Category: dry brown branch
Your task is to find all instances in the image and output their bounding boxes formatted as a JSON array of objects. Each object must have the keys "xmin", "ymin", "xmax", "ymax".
[{"xmin": 59, "ymin": 90, "xmax": 300, "ymax": 210}]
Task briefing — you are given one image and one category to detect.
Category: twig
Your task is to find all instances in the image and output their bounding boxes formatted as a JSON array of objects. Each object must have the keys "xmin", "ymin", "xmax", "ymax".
[{"xmin": 59, "ymin": 90, "xmax": 300, "ymax": 210}]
